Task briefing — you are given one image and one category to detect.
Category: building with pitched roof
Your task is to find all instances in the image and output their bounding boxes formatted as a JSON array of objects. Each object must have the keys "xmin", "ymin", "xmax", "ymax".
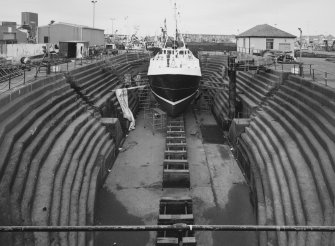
[{"xmin": 236, "ymin": 24, "xmax": 296, "ymax": 55}]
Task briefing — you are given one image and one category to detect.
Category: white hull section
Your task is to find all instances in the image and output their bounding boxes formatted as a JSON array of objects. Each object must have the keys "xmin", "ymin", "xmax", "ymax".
[
  {"xmin": 148, "ymin": 66, "xmax": 201, "ymax": 76},
  {"xmin": 147, "ymin": 47, "xmax": 201, "ymax": 77}
]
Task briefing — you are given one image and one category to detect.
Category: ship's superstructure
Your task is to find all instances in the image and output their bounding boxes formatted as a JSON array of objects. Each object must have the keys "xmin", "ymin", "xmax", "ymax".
[{"xmin": 147, "ymin": 4, "xmax": 201, "ymax": 116}]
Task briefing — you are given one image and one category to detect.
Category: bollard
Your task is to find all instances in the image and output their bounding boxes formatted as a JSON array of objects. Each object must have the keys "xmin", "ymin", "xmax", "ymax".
[
  {"xmin": 47, "ymin": 63, "xmax": 51, "ymax": 75},
  {"xmin": 325, "ymin": 72, "xmax": 328, "ymax": 86},
  {"xmin": 309, "ymin": 64, "xmax": 312, "ymax": 75},
  {"xmin": 312, "ymin": 69, "xmax": 315, "ymax": 80}
]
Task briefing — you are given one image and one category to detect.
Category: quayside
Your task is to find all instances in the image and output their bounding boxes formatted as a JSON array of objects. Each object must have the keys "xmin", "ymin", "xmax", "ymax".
[{"xmin": 1, "ymin": 50, "xmax": 335, "ymax": 246}]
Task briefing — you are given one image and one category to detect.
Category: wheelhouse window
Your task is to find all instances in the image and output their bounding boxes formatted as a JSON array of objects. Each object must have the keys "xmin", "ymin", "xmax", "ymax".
[{"xmin": 266, "ymin": 39, "xmax": 274, "ymax": 50}]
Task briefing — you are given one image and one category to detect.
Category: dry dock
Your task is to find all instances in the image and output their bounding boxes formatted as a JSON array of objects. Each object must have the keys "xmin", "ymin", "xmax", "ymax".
[{"xmin": 95, "ymin": 109, "xmax": 256, "ymax": 246}]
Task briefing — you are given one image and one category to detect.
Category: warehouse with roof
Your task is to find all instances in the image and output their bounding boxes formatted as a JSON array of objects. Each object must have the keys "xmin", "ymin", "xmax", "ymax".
[
  {"xmin": 236, "ymin": 24, "xmax": 296, "ymax": 55},
  {"xmin": 37, "ymin": 22, "xmax": 104, "ymax": 46}
]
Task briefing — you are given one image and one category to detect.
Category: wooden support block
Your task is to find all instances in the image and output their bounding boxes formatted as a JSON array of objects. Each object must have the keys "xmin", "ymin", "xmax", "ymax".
[
  {"xmin": 166, "ymin": 146, "xmax": 187, "ymax": 151},
  {"xmin": 156, "ymin": 237, "xmax": 179, "ymax": 245},
  {"xmin": 166, "ymin": 142, "xmax": 187, "ymax": 148},
  {"xmin": 165, "ymin": 150, "xmax": 187, "ymax": 155},
  {"xmin": 163, "ymin": 169, "xmax": 189, "ymax": 175},
  {"xmin": 164, "ymin": 151, "xmax": 187, "ymax": 159},
  {"xmin": 160, "ymin": 196, "xmax": 192, "ymax": 202},
  {"xmin": 166, "ymin": 138, "xmax": 186, "ymax": 143},
  {"xmin": 182, "ymin": 237, "xmax": 197, "ymax": 245},
  {"xmin": 164, "ymin": 163, "xmax": 188, "ymax": 170},
  {"xmin": 164, "ymin": 159, "xmax": 188, "ymax": 165},
  {"xmin": 158, "ymin": 214, "xmax": 194, "ymax": 225},
  {"xmin": 166, "ymin": 135, "xmax": 186, "ymax": 140},
  {"xmin": 167, "ymin": 130, "xmax": 185, "ymax": 135}
]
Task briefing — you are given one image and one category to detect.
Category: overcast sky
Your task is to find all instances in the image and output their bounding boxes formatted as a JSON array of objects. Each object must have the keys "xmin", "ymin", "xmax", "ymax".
[{"xmin": 1, "ymin": 0, "xmax": 334, "ymax": 37}]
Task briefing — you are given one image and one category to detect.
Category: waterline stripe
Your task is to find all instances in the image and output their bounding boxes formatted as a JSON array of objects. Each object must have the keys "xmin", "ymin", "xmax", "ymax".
[{"xmin": 151, "ymin": 90, "xmax": 198, "ymax": 106}]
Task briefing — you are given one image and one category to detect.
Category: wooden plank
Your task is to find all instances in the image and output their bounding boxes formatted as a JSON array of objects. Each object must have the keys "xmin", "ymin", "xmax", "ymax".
[
  {"xmin": 164, "ymin": 159, "xmax": 188, "ymax": 164},
  {"xmin": 159, "ymin": 214, "xmax": 194, "ymax": 221},
  {"xmin": 156, "ymin": 237, "xmax": 179, "ymax": 245}
]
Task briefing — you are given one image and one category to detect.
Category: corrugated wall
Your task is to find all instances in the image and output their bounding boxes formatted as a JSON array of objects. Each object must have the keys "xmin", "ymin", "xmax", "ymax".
[{"xmin": 82, "ymin": 28, "xmax": 104, "ymax": 46}]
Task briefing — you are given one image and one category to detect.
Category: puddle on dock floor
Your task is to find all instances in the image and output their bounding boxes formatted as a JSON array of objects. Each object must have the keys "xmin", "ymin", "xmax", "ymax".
[
  {"xmin": 203, "ymin": 183, "xmax": 257, "ymax": 246},
  {"xmin": 94, "ymin": 187, "xmax": 149, "ymax": 246}
]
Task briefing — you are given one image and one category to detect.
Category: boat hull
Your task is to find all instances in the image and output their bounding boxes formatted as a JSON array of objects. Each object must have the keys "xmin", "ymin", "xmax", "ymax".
[{"xmin": 149, "ymin": 74, "xmax": 200, "ymax": 116}]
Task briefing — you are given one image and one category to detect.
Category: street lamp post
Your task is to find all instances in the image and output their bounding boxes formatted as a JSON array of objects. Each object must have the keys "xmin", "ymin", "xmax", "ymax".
[
  {"xmin": 110, "ymin": 18, "xmax": 115, "ymax": 36},
  {"xmin": 48, "ymin": 20, "xmax": 55, "ymax": 44},
  {"xmin": 298, "ymin": 28, "xmax": 303, "ymax": 76},
  {"xmin": 91, "ymin": 0, "xmax": 97, "ymax": 28}
]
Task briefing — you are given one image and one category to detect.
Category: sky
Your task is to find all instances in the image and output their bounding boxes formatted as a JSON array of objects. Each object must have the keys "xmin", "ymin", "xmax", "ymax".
[{"xmin": 1, "ymin": 0, "xmax": 334, "ymax": 37}]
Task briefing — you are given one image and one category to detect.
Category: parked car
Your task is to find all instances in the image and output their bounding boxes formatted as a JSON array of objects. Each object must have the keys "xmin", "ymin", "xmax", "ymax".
[{"xmin": 276, "ymin": 54, "xmax": 297, "ymax": 63}]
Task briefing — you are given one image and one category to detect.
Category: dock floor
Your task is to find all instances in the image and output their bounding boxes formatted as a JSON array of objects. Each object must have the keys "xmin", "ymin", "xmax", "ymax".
[{"xmin": 95, "ymin": 108, "xmax": 256, "ymax": 246}]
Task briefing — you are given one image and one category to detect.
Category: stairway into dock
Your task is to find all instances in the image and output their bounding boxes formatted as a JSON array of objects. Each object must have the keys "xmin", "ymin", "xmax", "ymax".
[
  {"xmin": 236, "ymin": 74, "xmax": 335, "ymax": 246},
  {"xmin": 199, "ymin": 51, "xmax": 335, "ymax": 246},
  {"xmin": 0, "ymin": 52, "xmax": 149, "ymax": 246}
]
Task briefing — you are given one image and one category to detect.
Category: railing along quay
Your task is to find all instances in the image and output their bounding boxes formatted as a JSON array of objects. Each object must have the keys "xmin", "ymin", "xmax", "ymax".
[
  {"xmin": 0, "ymin": 51, "xmax": 152, "ymax": 95},
  {"xmin": 1, "ymin": 224, "xmax": 335, "ymax": 232}
]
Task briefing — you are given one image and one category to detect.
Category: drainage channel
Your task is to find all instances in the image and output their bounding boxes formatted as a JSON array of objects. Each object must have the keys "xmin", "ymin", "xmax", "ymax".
[{"xmin": 157, "ymin": 115, "xmax": 196, "ymax": 246}]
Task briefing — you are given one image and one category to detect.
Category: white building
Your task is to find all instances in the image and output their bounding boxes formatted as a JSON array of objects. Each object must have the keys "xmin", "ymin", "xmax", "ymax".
[
  {"xmin": 38, "ymin": 22, "xmax": 104, "ymax": 46},
  {"xmin": 236, "ymin": 24, "xmax": 296, "ymax": 56}
]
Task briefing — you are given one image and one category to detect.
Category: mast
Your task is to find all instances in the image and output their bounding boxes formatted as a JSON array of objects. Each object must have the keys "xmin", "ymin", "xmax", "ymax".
[
  {"xmin": 174, "ymin": 2, "xmax": 178, "ymax": 41},
  {"xmin": 173, "ymin": 1, "xmax": 186, "ymax": 49}
]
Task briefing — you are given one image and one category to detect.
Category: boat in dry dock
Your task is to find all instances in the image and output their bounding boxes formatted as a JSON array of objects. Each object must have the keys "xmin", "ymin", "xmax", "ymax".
[{"xmin": 147, "ymin": 6, "xmax": 201, "ymax": 116}]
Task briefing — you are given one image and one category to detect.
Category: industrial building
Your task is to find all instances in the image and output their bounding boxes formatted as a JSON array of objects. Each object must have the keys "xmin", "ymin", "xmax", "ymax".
[
  {"xmin": 236, "ymin": 24, "xmax": 296, "ymax": 55},
  {"xmin": 21, "ymin": 12, "xmax": 38, "ymax": 43},
  {"xmin": 0, "ymin": 21, "xmax": 27, "ymax": 44},
  {"xmin": 183, "ymin": 33, "xmax": 235, "ymax": 43},
  {"xmin": 37, "ymin": 22, "xmax": 104, "ymax": 46}
]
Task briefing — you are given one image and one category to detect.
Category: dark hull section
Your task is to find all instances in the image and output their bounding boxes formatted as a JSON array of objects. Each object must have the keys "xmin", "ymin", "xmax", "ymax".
[{"xmin": 149, "ymin": 74, "xmax": 200, "ymax": 116}]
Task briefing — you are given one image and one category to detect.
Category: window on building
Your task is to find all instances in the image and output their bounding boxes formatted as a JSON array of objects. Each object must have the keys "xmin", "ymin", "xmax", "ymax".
[
  {"xmin": 243, "ymin": 38, "xmax": 246, "ymax": 48},
  {"xmin": 44, "ymin": 36, "xmax": 49, "ymax": 43},
  {"xmin": 266, "ymin": 39, "xmax": 274, "ymax": 50}
]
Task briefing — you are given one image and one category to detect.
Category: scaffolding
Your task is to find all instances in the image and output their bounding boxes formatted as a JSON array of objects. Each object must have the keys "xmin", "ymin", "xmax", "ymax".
[
  {"xmin": 146, "ymin": 107, "xmax": 167, "ymax": 131},
  {"xmin": 138, "ymin": 84, "xmax": 151, "ymax": 110},
  {"xmin": 196, "ymin": 89, "xmax": 213, "ymax": 112}
]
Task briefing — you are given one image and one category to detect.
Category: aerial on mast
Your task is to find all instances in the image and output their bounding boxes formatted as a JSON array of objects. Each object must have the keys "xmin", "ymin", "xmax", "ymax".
[{"xmin": 174, "ymin": 2, "xmax": 178, "ymax": 41}]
